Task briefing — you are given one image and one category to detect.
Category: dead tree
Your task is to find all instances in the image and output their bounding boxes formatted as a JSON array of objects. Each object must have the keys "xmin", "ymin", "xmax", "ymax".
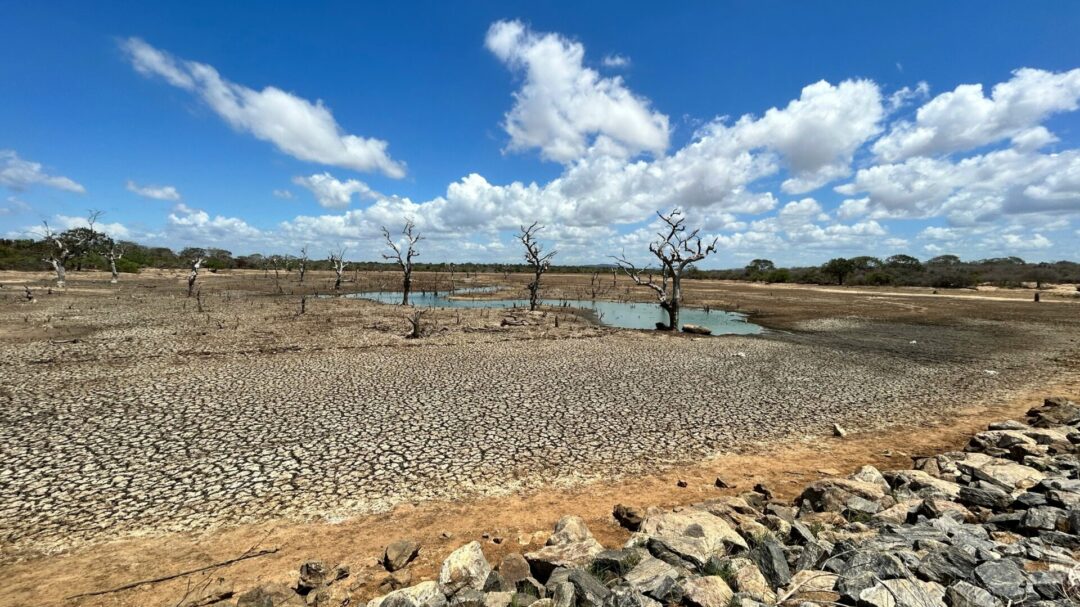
[
  {"xmin": 187, "ymin": 255, "xmax": 205, "ymax": 297},
  {"xmin": 518, "ymin": 222, "xmax": 556, "ymax": 311},
  {"xmin": 298, "ymin": 246, "xmax": 309, "ymax": 284},
  {"xmin": 382, "ymin": 219, "xmax": 422, "ymax": 305},
  {"xmin": 103, "ymin": 240, "xmax": 125, "ymax": 283},
  {"xmin": 39, "ymin": 212, "xmax": 100, "ymax": 287},
  {"xmin": 612, "ymin": 209, "xmax": 717, "ymax": 331},
  {"xmin": 328, "ymin": 248, "xmax": 346, "ymax": 291},
  {"xmin": 405, "ymin": 309, "xmax": 424, "ymax": 338}
]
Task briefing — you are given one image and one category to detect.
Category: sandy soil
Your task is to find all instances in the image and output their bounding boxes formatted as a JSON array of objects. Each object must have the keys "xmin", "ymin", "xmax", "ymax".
[{"xmin": 1, "ymin": 269, "xmax": 1078, "ymax": 607}]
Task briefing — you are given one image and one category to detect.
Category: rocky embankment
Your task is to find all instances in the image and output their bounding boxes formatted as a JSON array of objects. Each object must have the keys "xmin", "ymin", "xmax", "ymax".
[{"xmin": 202, "ymin": 397, "xmax": 1079, "ymax": 607}]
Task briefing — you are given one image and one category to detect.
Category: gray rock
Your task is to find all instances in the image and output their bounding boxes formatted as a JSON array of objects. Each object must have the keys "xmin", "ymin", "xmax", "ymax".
[
  {"xmin": 1022, "ymin": 506, "xmax": 1063, "ymax": 531},
  {"xmin": 748, "ymin": 537, "xmax": 791, "ymax": 588},
  {"xmin": 592, "ymin": 549, "xmax": 641, "ymax": 579},
  {"xmin": 945, "ymin": 581, "xmax": 1002, "ymax": 607},
  {"xmin": 1030, "ymin": 571, "xmax": 1067, "ymax": 600},
  {"xmin": 793, "ymin": 539, "xmax": 831, "ymax": 572},
  {"xmin": 623, "ymin": 556, "xmax": 680, "ymax": 600},
  {"xmin": 237, "ymin": 583, "xmax": 305, "ymax": 607},
  {"xmin": 498, "ymin": 553, "xmax": 532, "ymax": 586},
  {"xmin": 550, "ymin": 582, "xmax": 575, "ymax": 607},
  {"xmin": 385, "ymin": 540, "xmax": 422, "ymax": 572},
  {"xmin": 449, "ymin": 590, "xmax": 486, "ymax": 607},
  {"xmin": 299, "ymin": 560, "xmax": 331, "ymax": 592},
  {"xmin": 526, "ymin": 537, "xmax": 604, "ymax": 582},
  {"xmin": 915, "ymin": 546, "xmax": 978, "ymax": 584},
  {"xmin": 858, "ymin": 579, "xmax": 945, "ymax": 607},
  {"xmin": 958, "ymin": 485, "xmax": 1012, "ymax": 510},
  {"xmin": 844, "ymin": 550, "xmax": 912, "ymax": 580},
  {"xmin": 547, "ymin": 516, "xmax": 594, "ymax": 546},
  {"xmin": 516, "ymin": 577, "xmax": 546, "ymax": 599},
  {"xmin": 566, "ymin": 569, "xmax": 610, "ymax": 607},
  {"xmin": 973, "ymin": 560, "xmax": 1031, "ymax": 603},
  {"xmin": 603, "ymin": 586, "xmax": 661, "ymax": 607},
  {"xmin": 613, "ymin": 504, "xmax": 644, "ymax": 532},
  {"xmin": 836, "ymin": 571, "xmax": 877, "ymax": 603},
  {"xmin": 439, "ymin": 542, "xmax": 492, "ymax": 595},
  {"xmin": 680, "ymin": 576, "xmax": 734, "ymax": 607}
]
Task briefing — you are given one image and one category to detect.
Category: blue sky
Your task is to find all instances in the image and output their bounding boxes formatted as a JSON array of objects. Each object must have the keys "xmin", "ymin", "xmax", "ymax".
[{"xmin": 2, "ymin": 1, "xmax": 1079, "ymax": 266}]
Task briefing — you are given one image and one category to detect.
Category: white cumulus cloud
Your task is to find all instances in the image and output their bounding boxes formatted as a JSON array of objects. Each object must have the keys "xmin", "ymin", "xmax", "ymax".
[
  {"xmin": 122, "ymin": 38, "xmax": 405, "ymax": 178},
  {"xmin": 485, "ymin": 20, "xmax": 669, "ymax": 163},
  {"xmin": 0, "ymin": 150, "xmax": 85, "ymax": 193},
  {"xmin": 126, "ymin": 179, "xmax": 181, "ymax": 201},
  {"xmin": 292, "ymin": 173, "xmax": 380, "ymax": 209}
]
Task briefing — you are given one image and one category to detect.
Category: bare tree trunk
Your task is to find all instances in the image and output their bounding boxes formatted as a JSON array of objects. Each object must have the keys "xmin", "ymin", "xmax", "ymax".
[
  {"xmin": 109, "ymin": 258, "xmax": 119, "ymax": 283},
  {"xmin": 187, "ymin": 258, "xmax": 204, "ymax": 297},
  {"xmin": 402, "ymin": 272, "xmax": 411, "ymax": 306},
  {"xmin": 298, "ymin": 262, "xmax": 306, "ymax": 284},
  {"xmin": 334, "ymin": 268, "xmax": 342, "ymax": 290},
  {"xmin": 52, "ymin": 260, "xmax": 66, "ymax": 287}
]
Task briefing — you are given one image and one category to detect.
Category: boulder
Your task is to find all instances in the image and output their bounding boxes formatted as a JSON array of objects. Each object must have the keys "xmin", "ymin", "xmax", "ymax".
[
  {"xmin": 915, "ymin": 546, "xmax": 978, "ymax": 585},
  {"xmin": 682, "ymin": 324, "xmax": 711, "ymax": 335},
  {"xmin": 623, "ymin": 556, "xmax": 680, "ymax": 600},
  {"xmin": 547, "ymin": 516, "xmax": 594, "ymax": 546},
  {"xmin": 370, "ymin": 582, "xmax": 448, "ymax": 607},
  {"xmin": 604, "ymin": 586, "xmax": 660, "ymax": 607},
  {"xmin": 748, "ymin": 537, "xmax": 790, "ymax": 589},
  {"xmin": 858, "ymin": 579, "xmax": 945, "ymax": 607},
  {"xmin": 449, "ymin": 590, "xmax": 486, "ymax": 607},
  {"xmin": 973, "ymin": 560, "xmax": 1031, "ymax": 603},
  {"xmin": 385, "ymin": 540, "xmax": 422, "ymax": 572},
  {"xmin": 726, "ymin": 557, "xmax": 776, "ymax": 604},
  {"xmin": 236, "ymin": 583, "xmax": 305, "ymax": 607},
  {"xmin": 525, "ymin": 538, "xmax": 603, "ymax": 582},
  {"xmin": 945, "ymin": 581, "xmax": 1002, "ymax": 607},
  {"xmin": 613, "ymin": 504, "xmax": 644, "ymax": 531},
  {"xmin": 640, "ymin": 510, "xmax": 748, "ymax": 568},
  {"xmin": 299, "ymin": 560, "xmax": 331, "ymax": 593},
  {"xmin": 439, "ymin": 542, "xmax": 491, "ymax": 595},
  {"xmin": 497, "ymin": 553, "xmax": 532, "ymax": 586},
  {"xmin": 680, "ymin": 576, "xmax": 734, "ymax": 607},
  {"xmin": 565, "ymin": 569, "xmax": 610, "ymax": 607}
]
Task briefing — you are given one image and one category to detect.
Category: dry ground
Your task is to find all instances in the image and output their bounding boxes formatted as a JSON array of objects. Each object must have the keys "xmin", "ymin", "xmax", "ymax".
[{"xmin": 0, "ymin": 268, "xmax": 1078, "ymax": 606}]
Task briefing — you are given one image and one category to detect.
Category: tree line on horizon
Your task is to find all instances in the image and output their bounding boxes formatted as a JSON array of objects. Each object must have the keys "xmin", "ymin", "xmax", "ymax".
[{"xmin": 1, "ymin": 228, "xmax": 1077, "ymax": 290}]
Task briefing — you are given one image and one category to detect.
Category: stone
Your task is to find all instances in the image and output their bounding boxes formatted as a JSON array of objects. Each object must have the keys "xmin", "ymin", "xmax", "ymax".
[
  {"xmin": 548, "ymin": 516, "xmax": 594, "ymax": 546},
  {"xmin": 850, "ymin": 465, "xmax": 889, "ymax": 490},
  {"xmin": 299, "ymin": 560, "xmax": 331, "ymax": 593},
  {"xmin": 498, "ymin": 553, "xmax": 532, "ymax": 586},
  {"xmin": 565, "ymin": 569, "xmax": 610, "ymax": 607},
  {"xmin": 682, "ymin": 324, "xmax": 711, "ymax": 335},
  {"xmin": 1030, "ymin": 571, "xmax": 1067, "ymax": 600},
  {"xmin": 945, "ymin": 581, "xmax": 1002, "ymax": 607},
  {"xmin": 919, "ymin": 499, "xmax": 975, "ymax": 523},
  {"xmin": 726, "ymin": 557, "xmax": 776, "ymax": 604},
  {"xmin": 449, "ymin": 590, "xmax": 486, "ymax": 607},
  {"xmin": 858, "ymin": 579, "xmax": 945, "ymax": 607},
  {"xmin": 510, "ymin": 593, "xmax": 538, "ymax": 607},
  {"xmin": 526, "ymin": 537, "xmax": 604, "ymax": 582},
  {"xmin": 640, "ymin": 509, "xmax": 748, "ymax": 568},
  {"xmin": 623, "ymin": 556, "xmax": 680, "ymax": 600},
  {"xmin": 793, "ymin": 538, "xmax": 831, "ymax": 572},
  {"xmin": 833, "ymin": 424, "xmax": 847, "ymax": 438},
  {"xmin": 973, "ymin": 560, "xmax": 1031, "ymax": 603},
  {"xmin": 915, "ymin": 546, "xmax": 978, "ymax": 585},
  {"xmin": 483, "ymin": 571, "xmax": 508, "ymax": 592},
  {"xmin": 715, "ymin": 477, "xmax": 732, "ymax": 489},
  {"xmin": 681, "ymin": 576, "xmax": 734, "ymax": 607},
  {"xmin": 483, "ymin": 592, "xmax": 513, "ymax": 607},
  {"xmin": 614, "ymin": 504, "xmax": 644, "ymax": 531},
  {"xmin": 370, "ymin": 582, "xmax": 448, "ymax": 607},
  {"xmin": 591, "ymin": 549, "xmax": 640, "ymax": 578},
  {"xmin": 787, "ymin": 569, "xmax": 838, "ymax": 593},
  {"xmin": 836, "ymin": 571, "xmax": 878, "ymax": 602},
  {"xmin": 1022, "ymin": 506, "xmax": 1063, "ymax": 531},
  {"xmin": 958, "ymin": 485, "xmax": 1012, "ymax": 510},
  {"xmin": 748, "ymin": 537, "xmax": 790, "ymax": 589},
  {"xmin": 439, "ymin": 542, "xmax": 492, "ymax": 595},
  {"xmin": 886, "ymin": 470, "xmax": 962, "ymax": 499},
  {"xmin": 844, "ymin": 550, "xmax": 911, "ymax": 580},
  {"xmin": 385, "ymin": 540, "xmax": 422, "ymax": 572},
  {"xmin": 516, "ymin": 577, "xmax": 546, "ymax": 599},
  {"xmin": 550, "ymin": 582, "xmax": 574, "ymax": 607},
  {"xmin": 604, "ymin": 586, "xmax": 660, "ymax": 607},
  {"xmin": 237, "ymin": 583, "xmax": 306, "ymax": 607}
]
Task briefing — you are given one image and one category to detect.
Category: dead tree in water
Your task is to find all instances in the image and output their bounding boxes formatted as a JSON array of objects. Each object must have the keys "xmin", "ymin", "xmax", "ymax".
[
  {"xmin": 382, "ymin": 219, "xmax": 422, "ymax": 305},
  {"xmin": 518, "ymin": 222, "xmax": 556, "ymax": 311},
  {"xmin": 298, "ymin": 246, "xmax": 309, "ymax": 284},
  {"xmin": 612, "ymin": 208, "xmax": 717, "ymax": 331},
  {"xmin": 328, "ymin": 248, "xmax": 346, "ymax": 291},
  {"xmin": 187, "ymin": 255, "xmax": 205, "ymax": 297}
]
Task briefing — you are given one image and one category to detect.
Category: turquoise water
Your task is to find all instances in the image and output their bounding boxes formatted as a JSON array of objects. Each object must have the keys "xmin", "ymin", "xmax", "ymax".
[{"xmin": 350, "ymin": 288, "xmax": 761, "ymax": 335}]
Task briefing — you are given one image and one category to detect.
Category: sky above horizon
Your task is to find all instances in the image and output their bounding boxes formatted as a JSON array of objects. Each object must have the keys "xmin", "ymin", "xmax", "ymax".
[{"xmin": 2, "ymin": 2, "xmax": 1079, "ymax": 267}]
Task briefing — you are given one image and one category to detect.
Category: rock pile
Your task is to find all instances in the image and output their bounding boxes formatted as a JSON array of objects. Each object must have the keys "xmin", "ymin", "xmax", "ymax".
[{"xmin": 233, "ymin": 397, "xmax": 1080, "ymax": 607}]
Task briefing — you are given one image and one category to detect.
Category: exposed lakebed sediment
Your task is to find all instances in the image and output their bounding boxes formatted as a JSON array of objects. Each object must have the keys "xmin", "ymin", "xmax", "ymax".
[{"xmin": 1, "ymin": 273, "xmax": 1078, "ymax": 552}]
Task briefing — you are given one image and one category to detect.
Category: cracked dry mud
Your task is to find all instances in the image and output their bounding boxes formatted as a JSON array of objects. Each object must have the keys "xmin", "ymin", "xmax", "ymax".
[{"xmin": 1, "ymin": 270, "xmax": 1078, "ymax": 554}]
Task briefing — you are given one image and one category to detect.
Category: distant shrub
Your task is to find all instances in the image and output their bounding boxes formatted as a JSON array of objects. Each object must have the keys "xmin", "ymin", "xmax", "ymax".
[
  {"xmin": 764, "ymin": 269, "xmax": 790, "ymax": 283},
  {"xmin": 115, "ymin": 258, "xmax": 141, "ymax": 273}
]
